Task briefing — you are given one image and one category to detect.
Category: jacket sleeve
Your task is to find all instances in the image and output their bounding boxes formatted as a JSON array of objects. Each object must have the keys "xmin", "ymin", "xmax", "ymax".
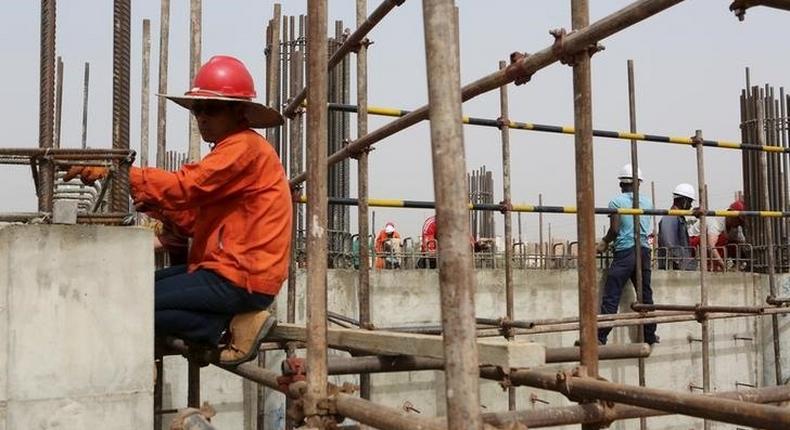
[{"xmin": 129, "ymin": 136, "xmax": 259, "ymax": 211}]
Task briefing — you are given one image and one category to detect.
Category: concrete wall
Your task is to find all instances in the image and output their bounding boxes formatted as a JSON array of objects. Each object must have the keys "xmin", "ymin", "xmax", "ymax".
[
  {"xmin": 0, "ymin": 225, "xmax": 154, "ymax": 430},
  {"xmin": 162, "ymin": 268, "xmax": 787, "ymax": 430}
]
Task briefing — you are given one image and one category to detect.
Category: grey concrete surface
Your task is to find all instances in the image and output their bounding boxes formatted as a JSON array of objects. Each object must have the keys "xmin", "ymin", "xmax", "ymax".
[{"xmin": 0, "ymin": 225, "xmax": 154, "ymax": 430}]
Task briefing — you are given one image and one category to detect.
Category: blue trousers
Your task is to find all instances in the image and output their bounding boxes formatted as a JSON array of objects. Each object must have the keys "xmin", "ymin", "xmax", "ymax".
[
  {"xmin": 155, "ymin": 265, "xmax": 274, "ymax": 346},
  {"xmin": 598, "ymin": 247, "xmax": 657, "ymax": 344}
]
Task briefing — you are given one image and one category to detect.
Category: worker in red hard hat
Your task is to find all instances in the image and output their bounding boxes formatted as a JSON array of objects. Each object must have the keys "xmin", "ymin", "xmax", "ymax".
[
  {"xmin": 65, "ymin": 55, "xmax": 291, "ymax": 365},
  {"xmin": 689, "ymin": 199, "xmax": 748, "ymax": 271},
  {"xmin": 374, "ymin": 222, "xmax": 401, "ymax": 269}
]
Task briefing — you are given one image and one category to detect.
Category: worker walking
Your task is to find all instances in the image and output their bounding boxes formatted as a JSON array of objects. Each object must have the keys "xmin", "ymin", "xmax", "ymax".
[
  {"xmin": 66, "ymin": 56, "xmax": 291, "ymax": 365},
  {"xmin": 375, "ymin": 222, "xmax": 401, "ymax": 269},
  {"xmin": 657, "ymin": 183, "xmax": 697, "ymax": 270},
  {"xmin": 596, "ymin": 164, "xmax": 658, "ymax": 346}
]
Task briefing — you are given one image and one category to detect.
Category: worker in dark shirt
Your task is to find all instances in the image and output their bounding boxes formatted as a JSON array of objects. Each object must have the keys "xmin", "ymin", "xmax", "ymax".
[{"xmin": 657, "ymin": 183, "xmax": 697, "ymax": 271}]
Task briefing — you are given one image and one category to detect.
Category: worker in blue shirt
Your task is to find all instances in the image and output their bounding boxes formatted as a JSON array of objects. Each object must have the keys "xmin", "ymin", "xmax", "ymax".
[{"xmin": 596, "ymin": 164, "xmax": 658, "ymax": 346}]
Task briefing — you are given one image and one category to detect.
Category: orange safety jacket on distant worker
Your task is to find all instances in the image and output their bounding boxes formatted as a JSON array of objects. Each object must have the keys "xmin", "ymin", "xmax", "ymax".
[
  {"xmin": 374, "ymin": 229, "xmax": 401, "ymax": 269},
  {"xmin": 130, "ymin": 129, "xmax": 292, "ymax": 295}
]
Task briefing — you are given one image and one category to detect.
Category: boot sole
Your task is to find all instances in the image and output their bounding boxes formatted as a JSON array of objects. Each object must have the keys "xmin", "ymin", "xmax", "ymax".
[{"xmin": 220, "ymin": 315, "xmax": 277, "ymax": 366}]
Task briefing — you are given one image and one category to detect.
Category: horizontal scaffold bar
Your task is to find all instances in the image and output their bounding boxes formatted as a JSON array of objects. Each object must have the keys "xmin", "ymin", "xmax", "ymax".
[
  {"xmin": 326, "ymin": 102, "xmax": 789, "ymax": 153},
  {"xmin": 297, "ymin": 195, "xmax": 790, "ymax": 218}
]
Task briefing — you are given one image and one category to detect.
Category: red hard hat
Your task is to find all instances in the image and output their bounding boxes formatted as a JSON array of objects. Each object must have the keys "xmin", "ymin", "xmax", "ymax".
[
  {"xmin": 162, "ymin": 55, "xmax": 283, "ymax": 128},
  {"xmin": 729, "ymin": 200, "xmax": 746, "ymax": 211},
  {"xmin": 187, "ymin": 55, "xmax": 256, "ymax": 99}
]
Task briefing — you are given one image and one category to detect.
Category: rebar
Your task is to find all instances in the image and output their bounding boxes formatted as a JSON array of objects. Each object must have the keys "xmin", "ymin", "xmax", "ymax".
[
  {"xmin": 156, "ymin": 0, "xmax": 170, "ymax": 168},
  {"xmin": 140, "ymin": 19, "xmax": 151, "ymax": 167},
  {"xmin": 188, "ymin": 0, "xmax": 202, "ymax": 162},
  {"xmin": 81, "ymin": 62, "xmax": 90, "ymax": 149},
  {"xmin": 54, "ymin": 56, "xmax": 63, "ymax": 149},
  {"xmin": 422, "ymin": 1, "xmax": 482, "ymax": 428},
  {"xmin": 111, "ymin": 0, "xmax": 131, "ymax": 213},
  {"xmin": 38, "ymin": 0, "xmax": 56, "ymax": 213}
]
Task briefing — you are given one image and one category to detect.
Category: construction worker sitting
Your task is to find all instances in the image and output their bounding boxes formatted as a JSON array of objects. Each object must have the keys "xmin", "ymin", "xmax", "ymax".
[{"xmin": 65, "ymin": 55, "xmax": 291, "ymax": 365}]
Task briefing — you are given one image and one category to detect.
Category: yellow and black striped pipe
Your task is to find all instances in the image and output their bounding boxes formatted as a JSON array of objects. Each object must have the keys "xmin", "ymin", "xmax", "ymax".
[
  {"xmin": 298, "ymin": 195, "xmax": 790, "ymax": 218},
  {"xmin": 325, "ymin": 102, "xmax": 789, "ymax": 154}
]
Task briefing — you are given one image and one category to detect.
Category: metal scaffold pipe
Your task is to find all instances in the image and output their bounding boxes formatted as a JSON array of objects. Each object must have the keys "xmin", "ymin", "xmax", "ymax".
[
  {"xmin": 140, "ymin": 19, "xmax": 151, "ymax": 167},
  {"xmin": 422, "ymin": 1, "xmax": 482, "ymax": 428},
  {"xmin": 507, "ymin": 370, "xmax": 790, "ymax": 429},
  {"xmin": 297, "ymin": 194, "xmax": 790, "ymax": 217},
  {"xmin": 188, "ymin": 0, "xmax": 202, "ymax": 162},
  {"xmin": 325, "ymin": 102, "xmax": 790, "ymax": 154},
  {"xmin": 289, "ymin": 0, "xmax": 686, "ymax": 188},
  {"xmin": 304, "ymin": 0, "xmax": 329, "ymax": 427},
  {"xmin": 355, "ymin": 0, "xmax": 372, "ymax": 403},
  {"xmin": 156, "ymin": 0, "xmax": 170, "ymax": 168}
]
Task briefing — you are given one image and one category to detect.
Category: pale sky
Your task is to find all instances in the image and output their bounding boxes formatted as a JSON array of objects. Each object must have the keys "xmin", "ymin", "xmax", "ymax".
[{"xmin": 2, "ymin": 1, "xmax": 789, "ymax": 242}]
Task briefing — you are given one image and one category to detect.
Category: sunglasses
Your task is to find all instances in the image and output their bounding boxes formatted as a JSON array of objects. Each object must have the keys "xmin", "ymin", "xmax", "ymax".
[{"xmin": 190, "ymin": 102, "xmax": 230, "ymax": 117}]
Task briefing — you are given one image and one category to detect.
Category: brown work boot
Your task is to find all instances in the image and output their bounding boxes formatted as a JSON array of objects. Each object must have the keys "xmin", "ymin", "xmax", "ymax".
[{"xmin": 219, "ymin": 310, "xmax": 276, "ymax": 366}]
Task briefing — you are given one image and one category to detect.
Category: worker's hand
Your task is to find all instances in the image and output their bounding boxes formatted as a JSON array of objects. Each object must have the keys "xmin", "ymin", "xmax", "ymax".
[
  {"xmin": 595, "ymin": 240, "xmax": 608, "ymax": 254},
  {"xmin": 134, "ymin": 200, "xmax": 157, "ymax": 214},
  {"xmin": 63, "ymin": 165, "xmax": 108, "ymax": 185}
]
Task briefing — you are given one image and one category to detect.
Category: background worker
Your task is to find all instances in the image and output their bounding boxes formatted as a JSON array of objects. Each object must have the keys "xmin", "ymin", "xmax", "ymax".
[
  {"xmin": 66, "ymin": 55, "xmax": 291, "ymax": 365},
  {"xmin": 375, "ymin": 221, "xmax": 401, "ymax": 269},
  {"xmin": 596, "ymin": 164, "xmax": 659, "ymax": 346},
  {"xmin": 689, "ymin": 199, "xmax": 748, "ymax": 271},
  {"xmin": 657, "ymin": 183, "xmax": 697, "ymax": 270}
]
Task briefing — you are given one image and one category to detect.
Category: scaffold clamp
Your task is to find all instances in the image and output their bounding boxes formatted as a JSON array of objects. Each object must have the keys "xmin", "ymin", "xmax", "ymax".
[
  {"xmin": 550, "ymin": 28, "xmax": 604, "ymax": 66},
  {"xmin": 508, "ymin": 51, "xmax": 532, "ymax": 85}
]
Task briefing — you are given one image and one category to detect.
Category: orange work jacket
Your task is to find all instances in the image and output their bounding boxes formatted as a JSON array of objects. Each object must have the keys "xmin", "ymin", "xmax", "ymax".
[
  {"xmin": 374, "ymin": 230, "xmax": 401, "ymax": 269},
  {"xmin": 130, "ymin": 129, "xmax": 292, "ymax": 295}
]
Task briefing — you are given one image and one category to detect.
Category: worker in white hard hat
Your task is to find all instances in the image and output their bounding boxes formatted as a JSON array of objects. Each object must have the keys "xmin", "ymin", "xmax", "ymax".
[
  {"xmin": 595, "ymin": 163, "xmax": 658, "ymax": 346},
  {"xmin": 657, "ymin": 183, "xmax": 697, "ymax": 271},
  {"xmin": 375, "ymin": 222, "xmax": 401, "ymax": 269}
]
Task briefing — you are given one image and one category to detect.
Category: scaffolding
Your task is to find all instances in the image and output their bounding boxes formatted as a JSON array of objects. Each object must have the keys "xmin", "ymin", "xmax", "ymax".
[{"xmin": 5, "ymin": 0, "xmax": 790, "ymax": 429}]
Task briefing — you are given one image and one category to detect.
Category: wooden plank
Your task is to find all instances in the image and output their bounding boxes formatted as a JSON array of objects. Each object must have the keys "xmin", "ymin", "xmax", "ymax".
[{"xmin": 269, "ymin": 323, "xmax": 545, "ymax": 369}]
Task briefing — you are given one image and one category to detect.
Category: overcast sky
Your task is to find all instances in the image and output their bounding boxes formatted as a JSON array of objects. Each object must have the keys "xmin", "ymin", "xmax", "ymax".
[{"xmin": 2, "ymin": 1, "xmax": 788, "ymax": 242}]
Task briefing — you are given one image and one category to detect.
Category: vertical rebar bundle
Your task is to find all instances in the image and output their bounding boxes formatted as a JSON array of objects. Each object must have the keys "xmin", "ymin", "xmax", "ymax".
[
  {"xmin": 468, "ymin": 165, "xmax": 495, "ymax": 240},
  {"xmin": 741, "ymin": 73, "xmax": 789, "ymax": 273},
  {"xmin": 140, "ymin": 19, "xmax": 151, "ymax": 167}
]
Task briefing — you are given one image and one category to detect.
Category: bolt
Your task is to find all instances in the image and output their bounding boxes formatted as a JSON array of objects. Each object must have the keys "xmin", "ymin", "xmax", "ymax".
[
  {"xmin": 735, "ymin": 381, "xmax": 756, "ymax": 388},
  {"xmin": 688, "ymin": 384, "xmax": 704, "ymax": 392},
  {"xmin": 402, "ymin": 401, "xmax": 421, "ymax": 414},
  {"xmin": 687, "ymin": 334, "xmax": 703, "ymax": 343},
  {"xmin": 530, "ymin": 393, "xmax": 550, "ymax": 405},
  {"xmin": 733, "ymin": 334, "xmax": 753, "ymax": 341}
]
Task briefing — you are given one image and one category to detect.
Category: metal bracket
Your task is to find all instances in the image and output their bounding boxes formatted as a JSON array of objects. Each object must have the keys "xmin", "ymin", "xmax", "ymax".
[
  {"xmin": 550, "ymin": 28, "xmax": 604, "ymax": 67},
  {"xmin": 508, "ymin": 51, "xmax": 532, "ymax": 85},
  {"xmin": 349, "ymin": 37, "xmax": 374, "ymax": 54}
]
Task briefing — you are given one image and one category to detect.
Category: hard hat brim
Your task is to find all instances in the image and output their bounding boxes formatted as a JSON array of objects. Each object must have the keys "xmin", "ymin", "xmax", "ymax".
[{"xmin": 161, "ymin": 94, "xmax": 284, "ymax": 128}]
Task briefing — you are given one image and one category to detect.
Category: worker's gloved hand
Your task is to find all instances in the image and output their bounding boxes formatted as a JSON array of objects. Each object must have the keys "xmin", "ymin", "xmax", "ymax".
[
  {"xmin": 64, "ymin": 165, "xmax": 108, "ymax": 185},
  {"xmin": 595, "ymin": 240, "xmax": 608, "ymax": 254}
]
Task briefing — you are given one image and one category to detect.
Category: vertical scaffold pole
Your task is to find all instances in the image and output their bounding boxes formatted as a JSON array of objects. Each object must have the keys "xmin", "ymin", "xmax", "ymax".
[
  {"xmin": 570, "ymin": 1, "xmax": 599, "ymax": 404},
  {"xmin": 81, "ymin": 62, "xmax": 90, "ymax": 149},
  {"xmin": 356, "ymin": 0, "xmax": 373, "ymax": 402},
  {"xmin": 38, "ymin": 1, "xmax": 56, "ymax": 213},
  {"xmin": 498, "ymin": 60, "xmax": 516, "ymax": 411},
  {"xmin": 693, "ymin": 129, "xmax": 711, "ymax": 430},
  {"xmin": 422, "ymin": 1, "xmax": 482, "ymax": 428},
  {"xmin": 626, "ymin": 59, "xmax": 647, "ymax": 430},
  {"xmin": 305, "ymin": 0, "xmax": 329, "ymax": 427}
]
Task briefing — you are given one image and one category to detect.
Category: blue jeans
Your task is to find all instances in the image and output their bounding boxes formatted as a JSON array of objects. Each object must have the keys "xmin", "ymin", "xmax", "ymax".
[
  {"xmin": 155, "ymin": 265, "xmax": 274, "ymax": 346},
  {"xmin": 598, "ymin": 247, "xmax": 657, "ymax": 344}
]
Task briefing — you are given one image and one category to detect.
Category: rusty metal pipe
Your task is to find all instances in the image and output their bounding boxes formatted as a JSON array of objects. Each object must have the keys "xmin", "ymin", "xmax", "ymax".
[
  {"xmin": 156, "ymin": 0, "xmax": 170, "ymax": 168},
  {"xmin": 472, "ymin": 385, "xmax": 790, "ymax": 429},
  {"xmin": 282, "ymin": 0, "xmax": 405, "ymax": 118},
  {"xmin": 289, "ymin": 0, "xmax": 685, "ymax": 188},
  {"xmin": 187, "ymin": 0, "xmax": 202, "ymax": 162},
  {"xmin": 508, "ymin": 371, "xmax": 790, "ymax": 429},
  {"xmin": 304, "ymin": 0, "xmax": 329, "ymax": 426},
  {"xmin": 422, "ymin": 1, "xmax": 482, "ymax": 428},
  {"xmin": 632, "ymin": 303, "xmax": 766, "ymax": 314},
  {"xmin": 111, "ymin": 0, "xmax": 131, "ymax": 214},
  {"xmin": 140, "ymin": 19, "xmax": 151, "ymax": 167}
]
